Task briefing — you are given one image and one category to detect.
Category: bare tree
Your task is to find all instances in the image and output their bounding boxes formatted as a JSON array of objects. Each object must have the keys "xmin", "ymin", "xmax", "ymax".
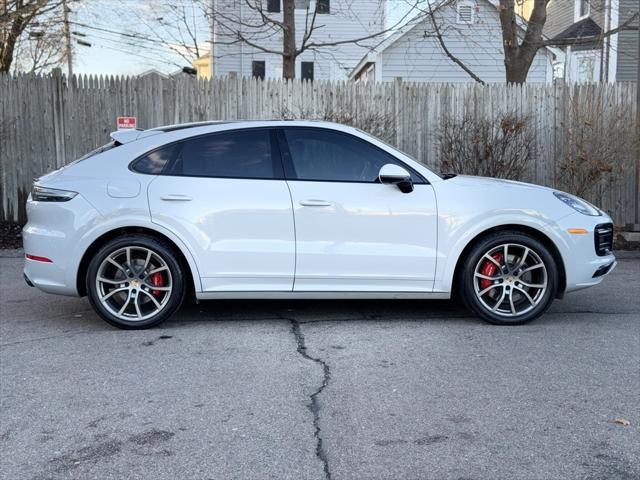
[
  {"xmin": 499, "ymin": 0, "xmax": 638, "ymax": 83},
  {"xmin": 10, "ymin": 10, "xmax": 64, "ymax": 73},
  {"xmin": 0, "ymin": 0, "xmax": 67, "ymax": 73},
  {"xmin": 412, "ymin": 0, "xmax": 638, "ymax": 84},
  {"xmin": 556, "ymin": 89, "xmax": 639, "ymax": 198},
  {"xmin": 210, "ymin": 0, "xmax": 424, "ymax": 79},
  {"xmin": 439, "ymin": 111, "xmax": 533, "ymax": 179}
]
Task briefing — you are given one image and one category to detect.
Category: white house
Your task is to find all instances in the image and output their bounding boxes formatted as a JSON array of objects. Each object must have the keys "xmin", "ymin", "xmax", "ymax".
[
  {"xmin": 211, "ymin": 0, "xmax": 387, "ymax": 81},
  {"xmin": 349, "ymin": 0, "xmax": 556, "ymax": 83}
]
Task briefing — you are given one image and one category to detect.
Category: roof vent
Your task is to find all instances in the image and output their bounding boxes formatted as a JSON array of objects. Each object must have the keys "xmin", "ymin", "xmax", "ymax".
[{"xmin": 456, "ymin": 0, "xmax": 476, "ymax": 24}]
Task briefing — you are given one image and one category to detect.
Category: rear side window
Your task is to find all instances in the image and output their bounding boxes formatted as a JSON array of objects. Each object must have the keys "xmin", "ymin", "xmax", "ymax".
[
  {"xmin": 166, "ymin": 129, "xmax": 281, "ymax": 179},
  {"xmin": 132, "ymin": 143, "xmax": 181, "ymax": 174}
]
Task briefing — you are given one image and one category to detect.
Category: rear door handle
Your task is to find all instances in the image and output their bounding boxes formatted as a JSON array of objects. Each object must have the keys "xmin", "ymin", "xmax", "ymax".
[
  {"xmin": 299, "ymin": 199, "xmax": 333, "ymax": 207},
  {"xmin": 160, "ymin": 194, "xmax": 193, "ymax": 201}
]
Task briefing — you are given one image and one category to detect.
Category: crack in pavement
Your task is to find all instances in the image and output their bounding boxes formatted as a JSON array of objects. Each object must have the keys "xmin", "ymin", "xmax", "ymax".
[{"xmin": 288, "ymin": 317, "xmax": 332, "ymax": 480}]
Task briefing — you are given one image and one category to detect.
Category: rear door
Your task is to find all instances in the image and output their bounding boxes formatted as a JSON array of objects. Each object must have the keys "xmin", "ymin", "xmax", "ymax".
[
  {"xmin": 279, "ymin": 127, "xmax": 438, "ymax": 292},
  {"xmin": 146, "ymin": 128, "xmax": 295, "ymax": 292}
]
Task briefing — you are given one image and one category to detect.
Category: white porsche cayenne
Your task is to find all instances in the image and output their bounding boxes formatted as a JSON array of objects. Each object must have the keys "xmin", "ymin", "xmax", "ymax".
[{"xmin": 23, "ymin": 120, "xmax": 616, "ymax": 329}]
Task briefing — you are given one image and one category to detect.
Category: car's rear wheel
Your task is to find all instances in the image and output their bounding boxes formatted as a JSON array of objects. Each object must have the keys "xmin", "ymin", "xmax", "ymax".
[
  {"xmin": 86, "ymin": 235, "xmax": 186, "ymax": 329},
  {"xmin": 459, "ymin": 231, "xmax": 558, "ymax": 325}
]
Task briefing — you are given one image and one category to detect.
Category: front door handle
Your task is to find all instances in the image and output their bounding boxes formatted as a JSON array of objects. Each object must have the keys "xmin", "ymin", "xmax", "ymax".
[
  {"xmin": 160, "ymin": 194, "xmax": 193, "ymax": 201},
  {"xmin": 300, "ymin": 199, "xmax": 333, "ymax": 207}
]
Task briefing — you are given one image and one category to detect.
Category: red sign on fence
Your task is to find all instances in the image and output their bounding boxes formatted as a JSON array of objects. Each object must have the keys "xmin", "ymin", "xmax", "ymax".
[{"xmin": 117, "ymin": 116, "xmax": 137, "ymax": 130}]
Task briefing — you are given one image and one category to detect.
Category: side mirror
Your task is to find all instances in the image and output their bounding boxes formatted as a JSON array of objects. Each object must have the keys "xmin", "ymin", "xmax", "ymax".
[{"xmin": 378, "ymin": 164, "xmax": 414, "ymax": 193}]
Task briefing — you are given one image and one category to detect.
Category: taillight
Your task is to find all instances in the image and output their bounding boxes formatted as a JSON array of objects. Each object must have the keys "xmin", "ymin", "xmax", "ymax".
[
  {"xmin": 25, "ymin": 254, "xmax": 53, "ymax": 263},
  {"xmin": 31, "ymin": 185, "xmax": 78, "ymax": 202}
]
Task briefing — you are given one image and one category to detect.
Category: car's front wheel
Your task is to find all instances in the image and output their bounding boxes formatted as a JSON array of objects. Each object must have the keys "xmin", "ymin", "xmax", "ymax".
[
  {"xmin": 86, "ymin": 235, "xmax": 186, "ymax": 329},
  {"xmin": 459, "ymin": 231, "xmax": 558, "ymax": 325}
]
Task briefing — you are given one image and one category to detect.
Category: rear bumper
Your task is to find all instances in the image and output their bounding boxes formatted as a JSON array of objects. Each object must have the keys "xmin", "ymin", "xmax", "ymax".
[
  {"xmin": 24, "ymin": 272, "xmax": 35, "ymax": 287},
  {"xmin": 22, "ymin": 194, "xmax": 102, "ymax": 296}
]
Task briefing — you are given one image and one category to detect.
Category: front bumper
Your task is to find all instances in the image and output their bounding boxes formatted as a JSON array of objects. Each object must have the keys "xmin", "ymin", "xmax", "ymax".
[{"xmin": 557, "ymin": 213, "xmax": 616, "ymax": 293}]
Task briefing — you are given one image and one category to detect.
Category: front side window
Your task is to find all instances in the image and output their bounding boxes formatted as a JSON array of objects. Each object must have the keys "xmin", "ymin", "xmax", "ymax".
[
  {"xmin": 167, "ymin": 129, "xmax": 280, "ymax": 179},
  {"xmin": 282, "ymin": 128, "xmax": 421, "ymax": 183}
]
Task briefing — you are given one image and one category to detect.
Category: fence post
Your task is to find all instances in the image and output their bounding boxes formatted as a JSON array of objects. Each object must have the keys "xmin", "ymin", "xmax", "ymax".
[
  {"xmin": 393, "ymin": 77, "xmax": 403, "ymax": 148},
  {"xmin": 51, "ymin": 69, "xmax": 66, "ymax": 169}
]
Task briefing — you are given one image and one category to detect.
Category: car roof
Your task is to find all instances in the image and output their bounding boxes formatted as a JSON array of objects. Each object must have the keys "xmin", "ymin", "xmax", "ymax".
[
  {"xmin": 111, "ymin": 120, "xmax": 344, "ymax": 145},
  {"xmin": 151, "ymin": 119, "xmax": 337, "ymax": 132}
]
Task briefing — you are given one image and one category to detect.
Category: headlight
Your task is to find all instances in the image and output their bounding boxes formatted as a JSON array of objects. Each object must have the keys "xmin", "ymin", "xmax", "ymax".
[
  {"xmin": 31, "ymin": 185, "xmax": 78, "ymax": 202},
  {"xmin": 553, "ymin": 192, "xmax": 601, "ymax": 216}
]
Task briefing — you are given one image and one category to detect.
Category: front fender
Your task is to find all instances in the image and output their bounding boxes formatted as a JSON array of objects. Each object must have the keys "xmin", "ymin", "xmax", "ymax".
[{"xmin": 433, "ymin": 212, "xmax": 570, "ymax": 294}]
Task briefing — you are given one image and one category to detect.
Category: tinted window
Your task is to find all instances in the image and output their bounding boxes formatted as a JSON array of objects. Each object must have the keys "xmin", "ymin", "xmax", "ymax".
[
  {"xmin": 167, "ymin": 129, "xmax": 280, "ymax": 179},
  {"xmin": 283, "ymin": 128, "xmax": 420, "ymax": 183},
  {"xmin": 252, "ymin": 60, "xmax": 265, "ymax": 80},
  {"xmin": 301, "ymin": 61, "xmax": 314, "ymax": 81},
  {"xmin": 133, "ymin": 143, "xmax": 180, "ymax": 174},
  {"xmin": 267, "ymin": 0, "xmax": 280, "ymax": 12},
  {"xmin": 316, "ymin": 0, "xmax": 330, "ymax": 14}
]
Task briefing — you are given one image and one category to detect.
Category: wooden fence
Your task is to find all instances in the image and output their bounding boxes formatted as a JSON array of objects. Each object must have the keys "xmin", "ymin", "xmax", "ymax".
[{"xmin": 0, "ymin": 73, "xmax": 638, "ymax": 224}]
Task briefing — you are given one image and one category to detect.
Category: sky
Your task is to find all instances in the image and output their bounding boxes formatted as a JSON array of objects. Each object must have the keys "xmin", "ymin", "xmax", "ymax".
[
  {"xmin": 69, "ymin": 0, "xmax": 419, "ymax": 76},
  {"xmin": 72, "ymin": 0, "xmax": 210, "ymax": 76}
]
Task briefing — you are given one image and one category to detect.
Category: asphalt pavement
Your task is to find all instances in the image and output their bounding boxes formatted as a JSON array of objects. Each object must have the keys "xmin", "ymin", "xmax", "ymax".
[{"xmin": 1, "ymin": 250, "xmax": 639, "ymax": 480}]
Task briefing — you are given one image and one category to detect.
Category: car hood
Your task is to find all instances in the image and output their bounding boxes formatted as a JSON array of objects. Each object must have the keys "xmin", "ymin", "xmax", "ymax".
[{"xmin": 444, "ymin": 175, "xmax": 555, "ymax": 194}]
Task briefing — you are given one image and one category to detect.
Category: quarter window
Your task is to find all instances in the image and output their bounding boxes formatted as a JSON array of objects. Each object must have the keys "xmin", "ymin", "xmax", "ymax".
[
  {"xmin": 166, "ymin": 129, "xmax": 280, "ymax": 179},
  {"xmin": 282, "ymin": 128, "xmax": 421, "ymax": 183},
  {"xmin": 132, "ymin": 143, "xmax": 180, "ymax": 174}
]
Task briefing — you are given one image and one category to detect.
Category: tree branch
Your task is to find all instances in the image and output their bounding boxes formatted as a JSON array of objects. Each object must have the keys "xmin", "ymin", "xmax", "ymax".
[
  {"xmin": 540, "ymin": 12, "xmax": 639, "ymax": 47},
  {"xmin": 427, "ymin": 0, "xmax": 485, "ymax": 84}
]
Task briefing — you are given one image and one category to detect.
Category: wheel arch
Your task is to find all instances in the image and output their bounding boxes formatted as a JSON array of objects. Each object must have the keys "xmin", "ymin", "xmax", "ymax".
[
  {"xmin": 76, "ymin": 226, "xmax": 199, "ymax": 297},
  {"xmin": 451, "ymin": 224, "xmax": 566, "ymax": 299}
]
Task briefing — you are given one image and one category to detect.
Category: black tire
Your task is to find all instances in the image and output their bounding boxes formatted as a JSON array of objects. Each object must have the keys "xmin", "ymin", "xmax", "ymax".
[
  {"xmin": 458, "ymin": 231, "xmax": 558, "ymax": 325},
  {"xmin": 86, "ymin": 234, "xmax": 186, "ymax": 329}
]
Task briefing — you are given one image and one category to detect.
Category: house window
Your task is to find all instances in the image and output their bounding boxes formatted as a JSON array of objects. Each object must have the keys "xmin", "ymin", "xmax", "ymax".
[
  {"xmin": 576, "ymin": 54, "xmax": 598, "ymax": 83},
  {"xmin": 252, "ymin": 60, "xmax": 266, "ymax": 80},
  {"xmin": 266, "ymin": 0, "xmax": 280, "ymax": 13},
  {"xmin": 301, "ymin": 61, "xmax": 314, "ymax": 81},
  {"xmin": 575, "ymin": 0, "xmax": 590, "ymax": 20},
  {"xmin": 316, "ymin": 0, "xmax": 330, "ymax": 14},
  {"xmin": 295, "ymin": 0, "xmax": 310, "ymax": 9},
  {"xmin": 456, "ymin": 0, "xmax": 476, "ymax": 24}
]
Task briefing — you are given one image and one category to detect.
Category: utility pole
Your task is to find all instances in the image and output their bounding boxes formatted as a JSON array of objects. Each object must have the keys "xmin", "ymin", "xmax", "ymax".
[
  {"xmin": 62, "ymin": 0, "xmax": 73, "ymax": 78},
  {"xmin": 209, "ymin": 0, "xmax": 216, "ymax": 79}
]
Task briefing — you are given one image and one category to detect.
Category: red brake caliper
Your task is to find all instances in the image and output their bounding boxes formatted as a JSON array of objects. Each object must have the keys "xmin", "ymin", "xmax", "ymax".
[
  {"xmin": 150, "ymin": 272, "xmax": 164, "ymax": 297},
  {"xmin": 479, "ymin": 253, "xmax": 504, "ymax": 291}
]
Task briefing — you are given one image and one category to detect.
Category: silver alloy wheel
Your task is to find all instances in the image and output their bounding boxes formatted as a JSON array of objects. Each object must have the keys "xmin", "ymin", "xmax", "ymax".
[
  {"xmin": 473, "ymin": 243, "xmax": 548, "ymax": 317},
  {"xmin": 95, "ymin": 246, "xmax": 173, "ymax": 322}
]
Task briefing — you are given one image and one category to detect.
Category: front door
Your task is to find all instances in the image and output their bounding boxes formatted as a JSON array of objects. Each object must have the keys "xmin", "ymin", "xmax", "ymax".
[{"xmin": 279, "ymin": 127, "xmax": 438, "ymax": 292}]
